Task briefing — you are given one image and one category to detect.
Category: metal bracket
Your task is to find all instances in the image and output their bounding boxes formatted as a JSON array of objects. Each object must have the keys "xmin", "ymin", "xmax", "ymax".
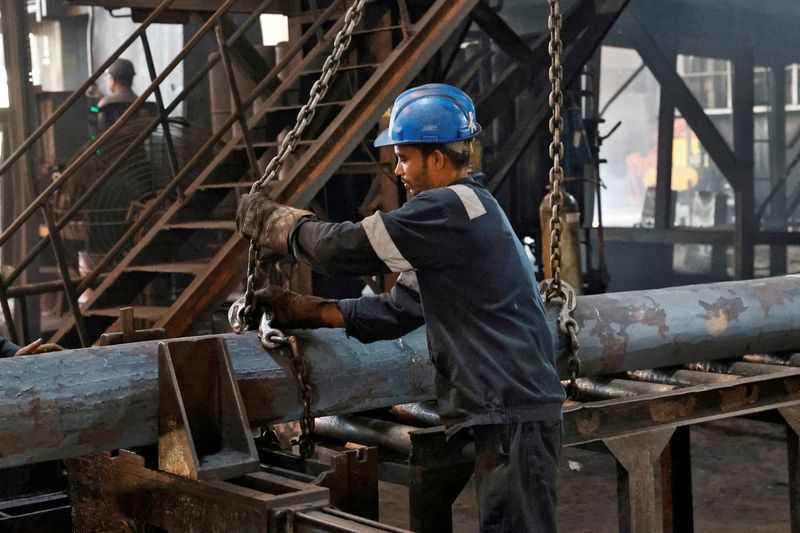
[{"xmin": 158, "ymin": 336, "xmax": 259, "ymax": 480}]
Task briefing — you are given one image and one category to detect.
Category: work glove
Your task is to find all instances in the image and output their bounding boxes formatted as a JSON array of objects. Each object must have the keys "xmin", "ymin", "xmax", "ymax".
[
  {"xmin": 253, "ymin": 285, "xmax": 339, "ymax": 330},
  {"xmin": 236, "ymin": 193, "xmax": 313, "ymax": 256}
]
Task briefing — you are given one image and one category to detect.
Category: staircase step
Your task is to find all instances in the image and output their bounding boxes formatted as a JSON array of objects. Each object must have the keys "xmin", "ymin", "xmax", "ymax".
[
  {"xmin": 86, "ymin": 306, "xmax": 168, "ymax": 322},
  {"xmin": 125, "ymin": 261, "xmax": 208, "ymax": 275},
  {"xmin": 163, "ymin": 221, "xmax": 236, "ymax": 231}
]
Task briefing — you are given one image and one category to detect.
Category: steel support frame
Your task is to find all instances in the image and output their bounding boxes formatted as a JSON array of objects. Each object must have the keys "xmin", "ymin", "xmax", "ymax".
[{"xmin": 484, "ymin": 0, "xmax": 632, "ymax": 194}]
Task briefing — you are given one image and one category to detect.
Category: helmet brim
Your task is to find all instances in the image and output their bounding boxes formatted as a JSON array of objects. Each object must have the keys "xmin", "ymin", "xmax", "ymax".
[{"xmin": 373, "ymin": 128, "xmax": 393, "ymax": 148}]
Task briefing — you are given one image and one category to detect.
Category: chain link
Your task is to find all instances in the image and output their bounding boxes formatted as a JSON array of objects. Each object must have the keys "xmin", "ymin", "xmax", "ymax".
[
  {"xmin": 287, "ymin": 336, "xmax": 316, "ymax": 458},
  {"xmin": 260, "ymin": 331, "xmax": 316, "ymax": 459},
  {"xmin": 542, "ymin": 0, "xmax": 581, "ymax": 397}
]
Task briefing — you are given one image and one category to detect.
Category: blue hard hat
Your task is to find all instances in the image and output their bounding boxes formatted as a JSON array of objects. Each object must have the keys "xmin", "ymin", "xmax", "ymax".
[{"xmin": 374, "ymin": 83, "xmax": 482, "ymax": 147}]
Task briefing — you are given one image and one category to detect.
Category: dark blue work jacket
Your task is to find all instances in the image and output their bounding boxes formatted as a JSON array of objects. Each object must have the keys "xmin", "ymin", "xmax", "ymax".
[{"xmin": 291, "ymin": 177, "xmax": 565, "ymax": 425}]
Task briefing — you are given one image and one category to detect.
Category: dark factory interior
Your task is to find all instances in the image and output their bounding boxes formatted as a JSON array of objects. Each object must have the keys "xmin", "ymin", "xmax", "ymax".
[{"xmin": 0, "ymin": 0, "xmax": 799, "ymax": 531}]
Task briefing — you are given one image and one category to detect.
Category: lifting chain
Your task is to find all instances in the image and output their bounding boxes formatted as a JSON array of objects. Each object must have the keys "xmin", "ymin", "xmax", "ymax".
[
  {"xmin": 233, "ymin": 0, "xmax": 367, "ymax": 459},
  {"xmin": 539, "ymin": 0, "xmax": 582, "ymax": 397},
  {"xmin": 235, "ymin": 0, "xmax": 368, "ymax": 333},
  {"xmin": 261, "ymin": 325, "xmax": 316, "ymax": 459}
]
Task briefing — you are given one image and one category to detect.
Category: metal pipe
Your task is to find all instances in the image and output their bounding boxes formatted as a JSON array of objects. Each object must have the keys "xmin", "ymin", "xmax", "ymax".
[
  {"xmin": 575, "ymin": 378, "xmax": 675, "ymax": 400},
  {"xmin": 389, "ymin": 402, "xmax": 441, "ymax": 427},
  {"xmin": 569, "ymin": 275, "xmax": 800, "ymax": 377},
  {"xmin": 626, "ymin": 368, "xmax": 738, "ymax": 386},
  {"xmin": 313, "ymin": 416, "xmax": 414, "ymax": 456},
  {"xmin": 2, "ymin": 276, "xmax": 800, "ymax": 468}
]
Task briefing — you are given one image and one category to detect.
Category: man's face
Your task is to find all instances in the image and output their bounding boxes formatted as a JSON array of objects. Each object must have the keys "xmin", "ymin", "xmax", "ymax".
[{"xmin": 393, "ymin": 145, "xmax": 433, "ymax": 197}]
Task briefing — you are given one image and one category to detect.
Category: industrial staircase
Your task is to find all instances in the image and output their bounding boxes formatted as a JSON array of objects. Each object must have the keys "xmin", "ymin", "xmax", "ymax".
[
  {"xmin": 0, "ymin": 0, "xmax": 627, "ymax": 348},
  {"xmin": 44, "ymin": 0, "xmax": 479, "ymax": 347}
]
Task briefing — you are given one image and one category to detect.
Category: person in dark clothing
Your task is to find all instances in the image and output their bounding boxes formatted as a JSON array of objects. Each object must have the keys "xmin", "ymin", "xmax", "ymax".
[
  {"xmin": 0, "ymin": 336, "xmax": 63, "ymax": 358},
  {"xmin": 236, "ymin": 84, "xmax": 565, "ymax": 532},
  {"xmin": 97, "ymin": 58, "xmax": 138, "ymax": 131}
]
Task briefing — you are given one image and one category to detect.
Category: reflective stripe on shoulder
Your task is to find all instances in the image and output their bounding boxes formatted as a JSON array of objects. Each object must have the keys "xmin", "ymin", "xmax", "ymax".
[
  {"xmin": 396, "ymin": 271, "xmax": 420, "ymax": 293},
  {"xmin": 361, "ymin": 212, "xmax": 413, "ymax": 272},
  {"xmin": 447, "ymin": 184, "xmax": 487, "ymax": 220}
]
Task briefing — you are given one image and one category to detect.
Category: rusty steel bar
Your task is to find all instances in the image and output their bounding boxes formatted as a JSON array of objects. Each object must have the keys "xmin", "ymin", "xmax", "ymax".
[
  {"xmin": 686, "ymin": 360, "xmax": 789, "ymax": 377},
  {"xmin": 575, "ymin": 378, "xmax": 675, "ymax": 400},
  {"xmin": 2, "ymin": 276, "xmax": 800, "ymax": 468},
  {"xmin": 569, "ymin": 275, "xmax": 800, "ymax": 377},
  {"xmin": 389, "ymin": 403, "xmax": 441, "ymax": 427},
  {"xmin": 626, "ymin": 368, "xmax": 738, "ymax": 386},
  {"xmin": 313, "ymin": 416, "xmax": 415, "ymax": 456}
]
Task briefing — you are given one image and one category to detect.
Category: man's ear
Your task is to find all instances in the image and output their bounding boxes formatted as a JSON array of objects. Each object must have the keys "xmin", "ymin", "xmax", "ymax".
[{"xmin": 431, "ymin": 149, "xmax": 446, "ymax": 171}]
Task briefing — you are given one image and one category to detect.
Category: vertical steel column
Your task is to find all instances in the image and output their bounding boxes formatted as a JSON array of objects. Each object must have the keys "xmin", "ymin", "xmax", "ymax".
[
  {"xmin": 41, "ymin": 205, "xmax": 89, "ymax": 347},
  {"xmin": 654, "ymin": 46, "xmax": 676, "ymax": 231},
  {"xmin": 768, "ymin": 62, "xmax": 787, "ymax": 275},
  {"xmin": 214, "ymin": 22, "xmax": 260, "ymax": 179},
  {"xmin": 659, "ymin": 426, "xmax": 693, "ymax": 533},
  {"xmin": 140, "ymin": 31, "xmax": 180, "ymax": 178},
  {"xmin": 604, "ymin": 428, "xmax": 674, "ymax": 533},
  {"xmin": 732, "ymin": 23, "xmax": 755, "ymax": 280}
]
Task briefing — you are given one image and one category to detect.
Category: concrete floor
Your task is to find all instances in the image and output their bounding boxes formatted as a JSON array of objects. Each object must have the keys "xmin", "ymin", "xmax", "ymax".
[{"xmin": 377, "ymin": 417, "xmax": 791, "ymax": 532}]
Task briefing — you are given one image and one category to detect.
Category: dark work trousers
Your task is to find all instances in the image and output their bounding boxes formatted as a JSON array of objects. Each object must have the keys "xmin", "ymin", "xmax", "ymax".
[{"xmin": 473, "ymin": 420, "xmax": 562, "ymax": 533}]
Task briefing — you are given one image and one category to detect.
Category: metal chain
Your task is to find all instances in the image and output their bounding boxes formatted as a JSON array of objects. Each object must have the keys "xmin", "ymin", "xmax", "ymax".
[
  {"xmin": 286, "ymin": 335, "xmax": 316, "ymax": 458},
  {"xmin": 237, "ymin": 0, "xmax": 367, "ymax": 333},
  {"xmin": 546, "ymin": 0, "xmax": 565, "ymax": 295},
  {"xmin": 250, "ymin": 0, "xmax": 367, "ymax": 195},
  {"xmin": 262, "ymin": 331, "xmax": 316, "ymax": 459},
  {"xmin": 541, "ymin": 0, "xmax": 582, "ymax": 397}
]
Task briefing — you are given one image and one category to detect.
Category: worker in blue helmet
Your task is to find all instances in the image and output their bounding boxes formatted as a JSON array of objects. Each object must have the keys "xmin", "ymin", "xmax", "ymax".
[{"xmin": 236, "ymin": 83, "xmax": 564, "ymax": 532}]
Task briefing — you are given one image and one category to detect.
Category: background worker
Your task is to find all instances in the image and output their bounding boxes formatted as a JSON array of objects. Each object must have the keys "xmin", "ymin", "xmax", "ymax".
[
  {"xmin": 97, "ymin": 58, "xmax": 138, "ymax": 131},
  {"xmin": 237, "ymin": 84, "xmax": 565, "ymax": 532}
]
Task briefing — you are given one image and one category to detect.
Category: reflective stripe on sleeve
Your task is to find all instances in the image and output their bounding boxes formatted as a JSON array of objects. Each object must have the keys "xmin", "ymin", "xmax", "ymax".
[
  {"xmin": 361, "ymin": 212, "xmax": 414, "ymax": 272},
  {"xmin": 448, "ymin": 184, "xmax": 487, "ymax": 220},
  {"xmin": 396, "ymin": 271, "xmax": 420, "ymax": 293}
]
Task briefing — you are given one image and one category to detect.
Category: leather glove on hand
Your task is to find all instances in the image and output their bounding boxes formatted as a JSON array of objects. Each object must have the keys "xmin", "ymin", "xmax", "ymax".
[
  {"xmin": 253, "ymin": 285, "xmax": 341, "ymax": 330},
  {"xmin": 236, "ymin": 193, "xmax": 313, "ymax": 256}
]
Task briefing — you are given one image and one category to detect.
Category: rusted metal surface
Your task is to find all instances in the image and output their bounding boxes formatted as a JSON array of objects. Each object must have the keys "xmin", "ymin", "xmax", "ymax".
[
  {"xmin": 563, "ymin": 368, "xmax": 800, "ymax": 446},
  {"xmin": 389, "ymin": 403, "xmax": 441, "ymax": 427},
  {"xmin": 568, "ymin": 275, "xmax": 800, "ymax": 377},
  {"xmin": 314, "ymin": 416, "xmax": 415, "ymax": 456},
  {"xmin": 3, "ymin": 276, "xmax": 800, "ymax": 468}
]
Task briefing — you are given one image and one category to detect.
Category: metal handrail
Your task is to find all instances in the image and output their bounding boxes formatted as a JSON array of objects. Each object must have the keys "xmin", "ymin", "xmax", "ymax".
[{"xmin": 4, "ymin": 0, "xmax": 278, "ymax": 289}]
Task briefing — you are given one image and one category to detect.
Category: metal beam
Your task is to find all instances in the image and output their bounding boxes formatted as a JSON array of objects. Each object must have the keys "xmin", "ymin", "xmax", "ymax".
[
  {"xmin": 732, "ymin": 36, "xmax": 755, "ymax": 280},
  {"xmin": 471, "ymin": 0, "xmax": 536, "ymax": 70},
  {"xmin": 2, "ymin": 276, "xmax": 800, "ymax": 468},
  {"xmin": 485, "ymin": 0, "xmax": 631, "ymax": 194},
  {"xmin": 622, "ymin": 8, "xmax": 745, "ymax": 191}
]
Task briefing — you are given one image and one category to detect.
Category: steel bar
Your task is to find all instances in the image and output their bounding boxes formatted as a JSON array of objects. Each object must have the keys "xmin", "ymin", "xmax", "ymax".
[
  {"xmin": 314, "ymin": 416, "xmax": 415, "ymax": 456},
  {"xmin": 389, "ymin": 403, "xmax": 441, "ymax": 427},
  {"xmin": 575, "ymin": 378, "xmax": 675, "ymax": 400},
  {"xmin": 626, "ymin": 368, "xmax": 737, "ymax": 386},
  {"xmin": 3, "ymin": 276, "xmax": 800, "ymax": 468},
  {"xmin": 686, "ymin": 361, "xmax": 788, "ymax": 377}
]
